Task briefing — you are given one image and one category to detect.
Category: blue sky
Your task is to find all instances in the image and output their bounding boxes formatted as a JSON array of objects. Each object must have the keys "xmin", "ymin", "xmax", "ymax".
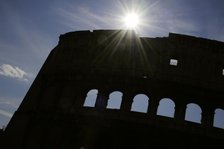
[{"xmin": 1, "ymin": 0, "xmax": 224, "ymax": 127}]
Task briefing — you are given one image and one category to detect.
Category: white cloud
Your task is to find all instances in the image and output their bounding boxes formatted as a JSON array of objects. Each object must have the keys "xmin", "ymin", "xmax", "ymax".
[{"xmin": 0, "ymin": 64, "xmax": 29, "ymax": 81}]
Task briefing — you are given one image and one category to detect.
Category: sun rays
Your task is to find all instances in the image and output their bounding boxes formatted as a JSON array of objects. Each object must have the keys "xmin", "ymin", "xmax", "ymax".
[{"xmin": 123, "ymin": 12, "xmax": 140, "ymax": 29}]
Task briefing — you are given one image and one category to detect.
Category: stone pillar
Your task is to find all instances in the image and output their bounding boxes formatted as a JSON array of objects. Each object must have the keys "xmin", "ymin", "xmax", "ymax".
[
  {"xmin": 95, "ymin": 90, "xmax": 109, "ymax": 109},
  {"xmin": 201, "ymin": 105, "xmax": 215, "ymax": 128},
  {"xmin": 147, "ymin": 95, "xmax": 160, "ymax": 120},
  {"xmin": 174, "ymin": 100, "xmax": 187, "ymax": 124},
  {"xmin": 120, "ymin": 91, "xmax": 135, "ymax": 112}
]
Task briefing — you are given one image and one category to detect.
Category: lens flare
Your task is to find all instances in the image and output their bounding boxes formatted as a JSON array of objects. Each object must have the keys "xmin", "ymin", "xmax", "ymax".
[{"xmin": 123, "ymin": 13, "xmax": 140, "ymax": 29}]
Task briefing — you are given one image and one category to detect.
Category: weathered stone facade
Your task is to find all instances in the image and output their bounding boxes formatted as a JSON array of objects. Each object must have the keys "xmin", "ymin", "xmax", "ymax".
[{"xmin": 1, "ymin": 30, "xmax": 224, "ymax": 148}]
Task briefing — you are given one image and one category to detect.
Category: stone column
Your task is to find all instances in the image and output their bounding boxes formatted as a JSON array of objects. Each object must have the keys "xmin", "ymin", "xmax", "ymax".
[
  {"xmin": 201, "ymin": 105, "xmax": 215, "ymax": 128},
  {"xmin": 147, "ymin": 95, "xmax": 160, "ymax": 120},
  {"xmin": 120, "ymin": 91, "xmax": 135, "ymax": 112},
  {"xmin": 174, "ymin": 100, "xmax": 187, "ymax": 124},
  {"xmin": 95, "ymin": 90, "xmax": 109, "ymax": 109}
]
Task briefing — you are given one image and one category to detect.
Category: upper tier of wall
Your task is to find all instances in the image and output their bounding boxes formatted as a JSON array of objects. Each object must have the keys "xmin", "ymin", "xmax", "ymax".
[{"xmin": 44, "ymin": 30, "xmax": 224, "ymax": 92}]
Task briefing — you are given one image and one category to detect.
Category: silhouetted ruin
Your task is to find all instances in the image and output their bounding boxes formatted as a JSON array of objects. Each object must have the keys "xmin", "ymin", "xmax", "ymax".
[{"xmin": 1, "ymin": 30, "xmax": 224, "ymax": 148}]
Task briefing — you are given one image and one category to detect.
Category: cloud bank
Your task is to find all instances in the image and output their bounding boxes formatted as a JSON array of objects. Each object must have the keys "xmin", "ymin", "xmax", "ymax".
[{"xmin": 0, "ymin": 64, "xmax": 29, "ymax": 81}]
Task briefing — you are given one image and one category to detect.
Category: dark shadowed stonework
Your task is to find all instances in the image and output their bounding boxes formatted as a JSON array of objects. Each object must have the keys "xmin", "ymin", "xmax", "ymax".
[{"xmin": 1, "ymin": 30, "xmax": 224, "ymax": 148}]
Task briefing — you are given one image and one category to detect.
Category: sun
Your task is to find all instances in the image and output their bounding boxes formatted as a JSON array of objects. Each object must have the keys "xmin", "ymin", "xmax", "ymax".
[{"xmin": 123, "ymin": 12, "xmax": 140, "ymax": 29}]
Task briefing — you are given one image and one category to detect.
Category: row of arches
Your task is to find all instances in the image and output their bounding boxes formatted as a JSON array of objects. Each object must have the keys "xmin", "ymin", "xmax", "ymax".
[{"xmin": 83, "ymin": 89, "xmax": 224, "ymax": 129}]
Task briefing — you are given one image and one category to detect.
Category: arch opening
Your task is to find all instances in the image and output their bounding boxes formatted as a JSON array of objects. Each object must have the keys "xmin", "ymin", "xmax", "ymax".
[
  {"xmin": 131, "ymin": 94, "xmax": 149, "ymax": 113},
  {"xmin": 106, "ymin": 91, "xmax": 123, "ymax": 109},
  {"xmin": 83, "ymin": 89, "xmax": 98, "ymax": 107},
  {"xmin": 185, "ymin": 103, "xmax": 202, "ymax": 123},
  {"xmin": 213, "ymin": 108, "xmax": 224, "ymax": 129},
  {"xmin": 157, "ymin": 98, "xmax": 175, "ymax": 118}
]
